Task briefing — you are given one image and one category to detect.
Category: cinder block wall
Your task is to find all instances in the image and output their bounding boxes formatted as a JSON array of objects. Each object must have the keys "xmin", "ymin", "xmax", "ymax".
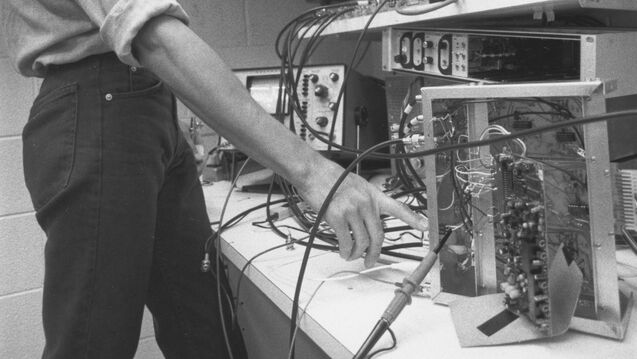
[
  {"xmin": 0, "ymin": 25, "xmax": 47, "ymax": 354},
  {"xmin": 1, "ymin": 0, "xmax": 378, "ymax": 358}
]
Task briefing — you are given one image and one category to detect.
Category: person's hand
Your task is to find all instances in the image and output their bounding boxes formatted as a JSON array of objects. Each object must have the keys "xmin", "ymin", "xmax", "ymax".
[
  {"xmin": 178, "ymin": 119, "xmax": 209, "ymax": 176},
  {"xmin": 192, "ymin": 147, "xmax": 210, "ymax": 176},
  {"xmin": 297, "ymin": 162, "xmax": 428, "ymax": 268}
]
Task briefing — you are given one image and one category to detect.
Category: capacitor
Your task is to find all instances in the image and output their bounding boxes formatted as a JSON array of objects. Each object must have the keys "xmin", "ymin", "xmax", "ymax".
[
  {"xmin": 531, "ymin": 205, "xmax": 544, "ymax": 214},
  {"xmin": 538, "ymin": 281, "xmax": 548, "ymax": 291},
  {"xmin": 534, "ymin": 294, "xmax": 548, "ymax": 302}
]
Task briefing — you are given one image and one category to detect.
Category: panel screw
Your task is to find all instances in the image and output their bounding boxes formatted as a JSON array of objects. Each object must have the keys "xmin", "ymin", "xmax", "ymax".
[{"xmin": 105, "ymin": 93, "xmax": 113, "ymax": 101}]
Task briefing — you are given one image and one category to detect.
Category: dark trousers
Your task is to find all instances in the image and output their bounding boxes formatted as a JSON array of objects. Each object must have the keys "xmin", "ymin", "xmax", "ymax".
[{"xmin": 22, "ymin": 53, "xmax": 246, "ymax": 359}]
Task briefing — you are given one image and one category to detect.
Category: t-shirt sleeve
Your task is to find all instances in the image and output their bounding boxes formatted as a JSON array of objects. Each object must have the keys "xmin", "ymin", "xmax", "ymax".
[{"xmin": 75, "ymin": 0, "xmax": 190, "ymax": 67}]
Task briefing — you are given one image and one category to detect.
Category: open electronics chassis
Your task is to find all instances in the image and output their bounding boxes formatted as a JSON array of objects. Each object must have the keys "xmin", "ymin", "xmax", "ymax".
[
  {"xmin": 421, "ymin": 80, "xmax": 634, "ymax": 340},
  {"xmin": 399, "ymin": 28, "xmax": 637, "ymax": 340}
]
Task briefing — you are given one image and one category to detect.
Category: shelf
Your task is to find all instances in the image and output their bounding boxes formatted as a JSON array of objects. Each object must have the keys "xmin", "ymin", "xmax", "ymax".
[{"xmin": 308, "ymin": 0, "xmax": 637, "ymax": 36}]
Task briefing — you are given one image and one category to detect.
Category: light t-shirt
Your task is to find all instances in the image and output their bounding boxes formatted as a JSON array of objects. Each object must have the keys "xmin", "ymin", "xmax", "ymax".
[{"xmin": 2, "ymin": 0, "xmax": 190, "ymax": 77}]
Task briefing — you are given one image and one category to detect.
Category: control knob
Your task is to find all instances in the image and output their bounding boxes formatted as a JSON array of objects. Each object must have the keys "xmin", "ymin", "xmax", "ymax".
[
  {"xmin": 315, "ymin": 116, "xmax": 329, "ymax": 127},
  {"xmin": 314, "ymin": 85, "xmax": 328, "ymax": 98}
]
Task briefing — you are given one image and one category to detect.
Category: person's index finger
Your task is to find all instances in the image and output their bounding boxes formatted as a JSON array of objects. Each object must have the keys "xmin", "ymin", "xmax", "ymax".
[{"xmin": 379, "ymin": 195, "xmax": 428, "ymax": 232}]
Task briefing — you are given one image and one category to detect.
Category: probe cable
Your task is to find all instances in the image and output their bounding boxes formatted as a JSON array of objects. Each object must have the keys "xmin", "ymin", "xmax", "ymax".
[
  {"xmin": 353, "ymin": 228, "xmax": 452, "ymax": 359},
  {"xmin": 287, "ymin": 269, "xmax": 399, "ymax": 359},
  {"xmin": 288, "ymin": 137, "xmax": 403, "ymax": 359},
  {"xmin": 202, "ymin": 159, "xmax": 251, "ymax": 359}
]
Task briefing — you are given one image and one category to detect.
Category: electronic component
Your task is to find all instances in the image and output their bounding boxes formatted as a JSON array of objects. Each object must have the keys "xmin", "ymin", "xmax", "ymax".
[
  {"xmin": 383, "ymin": 27, "xmax": 587, "ymax": 82},
  {"xmin": 420, "ymin": 81, "xmax": 633, "ymax": 340},
  {"xmin": 234, "ymin": 65, "xmax": 388, "ymax": 153},
  {"xmin": 617, "ymin": 170, "xmax": 637, "ymax": 232}
]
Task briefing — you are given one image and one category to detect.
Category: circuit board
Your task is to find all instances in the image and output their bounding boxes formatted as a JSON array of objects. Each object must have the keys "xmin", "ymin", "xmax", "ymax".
[{"xmin": 427, "ymin": 96, "xmax": 596, "ymax": 330}]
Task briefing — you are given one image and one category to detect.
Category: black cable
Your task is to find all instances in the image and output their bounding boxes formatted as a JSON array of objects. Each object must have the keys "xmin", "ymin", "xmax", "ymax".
[
  {"xmin": 449, "ymin": 153, "xmax": 473, "ymax": 231},
  {"xmin": 233, "ymin": 238, "xmax": 308, "ymax": 327},
  {"xmin": 220, "ymin": 199, "xmax": 288, "ymax": 230},
  {"xmin": 274, "ymin": 1, "xmax": 365, "ymax": 59},
  {"xmin": 402, "ymin": 110, "xmax": 637, "ymax": 160},
  {"xmin": 381, "ymin": 242, "xmax": 424, "ymax": 252},
  {"xmin": 277, "ymin": 8, "xmax": 371, "ymax": 157},
  {"xmin": 621, "ymin": 226, "xmax": 637, "ymax": 256},
  {"xmin": 390, "ymin": 187, "xmax": 427, "ymax": 199},
  {"xmin": 367, "ymin": 327, "xmax": 397, "ymax": 359},
  {"xmin": 488, "ymin": 111, "xmax": 564, "ymax": 123},
  {"xmin": 327, "ymin": 0, "xmax": 390, "ymax": 152}
]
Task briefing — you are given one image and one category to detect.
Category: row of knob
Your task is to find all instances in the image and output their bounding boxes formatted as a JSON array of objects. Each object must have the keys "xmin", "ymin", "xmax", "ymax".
[{"xmin": 302, "ymin": 72, "xmax": 340, "ymax": 98}]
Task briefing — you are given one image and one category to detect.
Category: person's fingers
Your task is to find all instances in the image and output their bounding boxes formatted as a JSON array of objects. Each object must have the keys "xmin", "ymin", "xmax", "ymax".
[
  {"xmin": 330, "ymin": 215, "xmax": 353, "ymax": 260},
  {"xmin": 378, "ymin": 195, "xmax": 428, "ymax": 231},
  {"xmin": 193, "ymin": 151, "xmax": 209, "ymax": 176},
  {"xmin": 348, "ymin": 215, "xmax": 370, "ymax": 260},
  {"xmin": 362, "ymin": 206, "xmax": 384, "ymax": 268}
]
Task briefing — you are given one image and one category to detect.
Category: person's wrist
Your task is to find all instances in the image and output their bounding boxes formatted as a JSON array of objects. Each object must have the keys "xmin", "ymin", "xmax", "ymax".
[{"xmin": 296, "ymin": 156, "xmax": 341, "ymax": 194}]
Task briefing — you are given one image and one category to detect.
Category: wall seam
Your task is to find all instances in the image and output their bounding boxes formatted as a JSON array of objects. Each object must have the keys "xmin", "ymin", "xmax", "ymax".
[
  {"xmin": 0, "ymin": 287, "xmax": 42, "ymax": 299},
  {"xmin": 242, "ymin": 0, "xmax": 250, "ymax": 46},
  {"xmin": 0, "ymin": 211, "xmax": 35, "ymax": 220},
  {"xmin": 0, "ymin": 135, "xmax": 21, "ymax": 140}
]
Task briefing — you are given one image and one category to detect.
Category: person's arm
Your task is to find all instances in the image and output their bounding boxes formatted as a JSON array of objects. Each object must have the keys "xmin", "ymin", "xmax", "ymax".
[{"xmin": 133, "ymin": 15, "xmax": 427, "ymax": 267}]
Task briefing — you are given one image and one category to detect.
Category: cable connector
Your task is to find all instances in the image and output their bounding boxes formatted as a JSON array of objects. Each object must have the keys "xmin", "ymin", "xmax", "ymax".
[
  {"xmin": 402, "ymin": 134, "xmax": 425, "ymax": 146},
  {"xmin": 409, "ymin": 115, "xmax": 424, "ymax": 126},
  {"xmin": 286, "ymin": 231, "xmax": 295, "ymax": 250},
  {"xmin": 201, "ymin": 253, "xmax": 211, "ymax": 272},
  {"xmin": 403, "ymin": 103, "xmax": 414, "ymax": 115}
]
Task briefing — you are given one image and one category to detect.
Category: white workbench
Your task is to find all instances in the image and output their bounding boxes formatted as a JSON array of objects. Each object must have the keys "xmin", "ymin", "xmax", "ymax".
[{"xmin": 203, "ymin": 182, "xmax": 637, "ymax": 359}]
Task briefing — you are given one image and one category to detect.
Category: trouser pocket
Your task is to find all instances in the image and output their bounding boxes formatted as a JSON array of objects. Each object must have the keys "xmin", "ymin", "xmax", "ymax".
[{"xmin": 22, "ymin": 83, "xmax": 78, "ymax": 212}]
